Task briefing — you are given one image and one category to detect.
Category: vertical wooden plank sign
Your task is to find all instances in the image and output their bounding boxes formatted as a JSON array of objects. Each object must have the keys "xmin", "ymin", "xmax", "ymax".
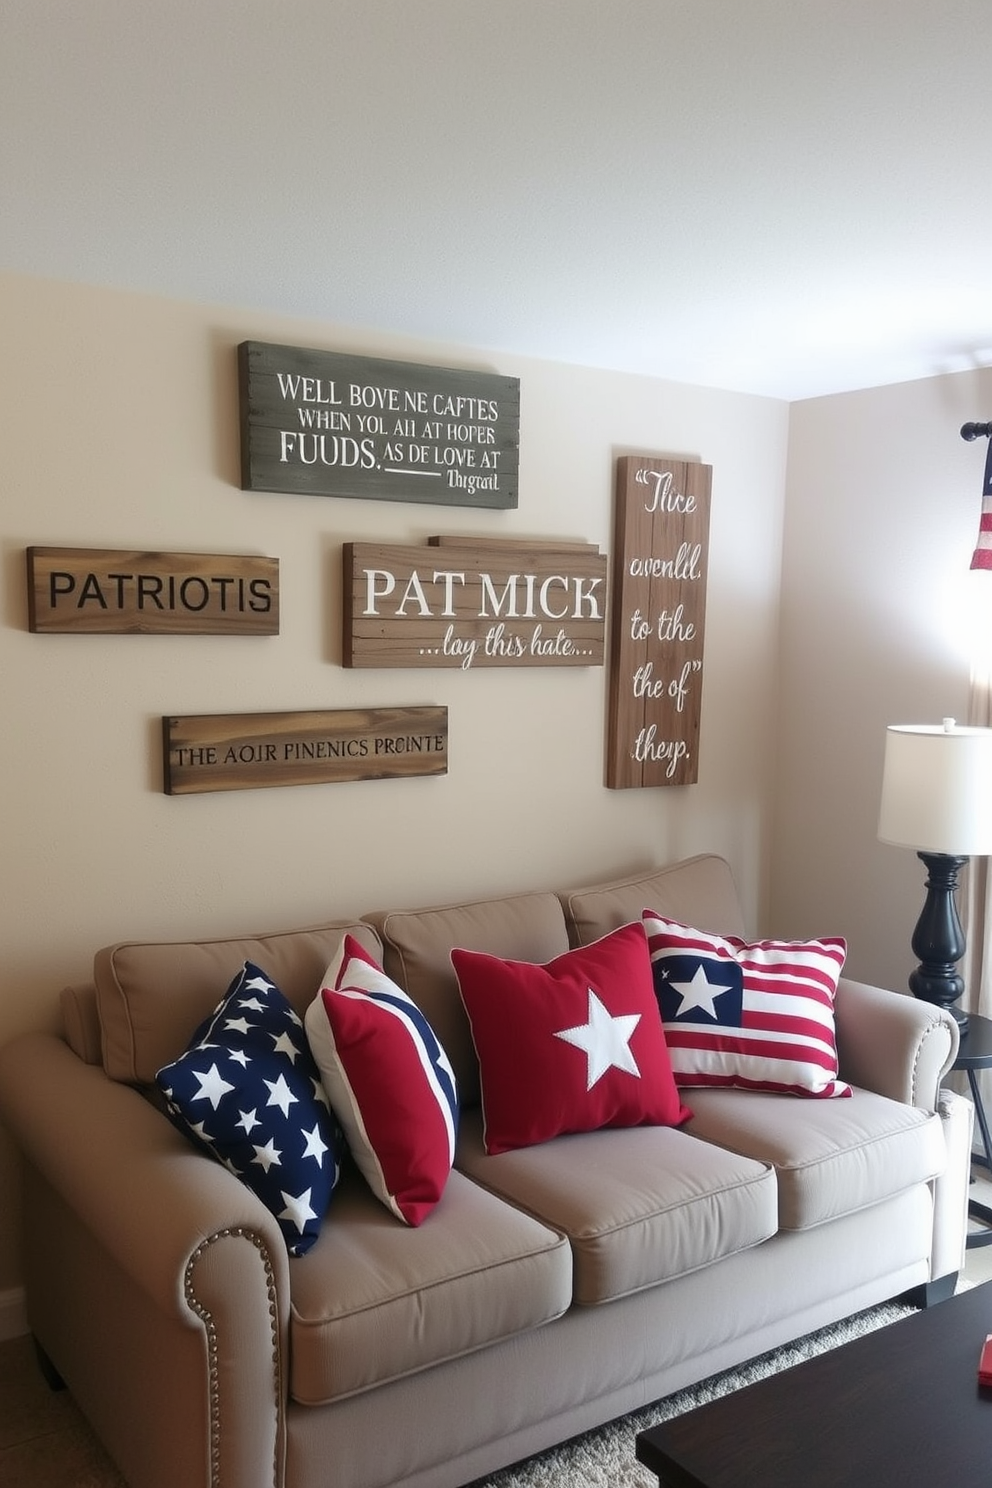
[{"xmin": 606, "ymin": 455, "xmax": 712, "ymax": 788}]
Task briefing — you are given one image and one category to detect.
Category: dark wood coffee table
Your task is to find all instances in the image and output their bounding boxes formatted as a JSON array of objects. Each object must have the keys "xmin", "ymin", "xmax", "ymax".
[{"xmin": 636, "ymin": 1284, "xmax": 992, "ymax": 1487}]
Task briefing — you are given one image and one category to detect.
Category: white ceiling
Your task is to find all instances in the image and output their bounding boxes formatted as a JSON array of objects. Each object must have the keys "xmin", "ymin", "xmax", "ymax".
[{"xmin": 3, "ymin": 0, "xmax": 991, "ymax": 401}]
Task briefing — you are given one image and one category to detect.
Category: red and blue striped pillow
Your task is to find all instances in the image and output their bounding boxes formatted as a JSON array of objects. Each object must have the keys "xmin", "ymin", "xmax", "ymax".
[{"xmin": 305, "ymin": 935, "xmax": 458, "ymax": 1225}]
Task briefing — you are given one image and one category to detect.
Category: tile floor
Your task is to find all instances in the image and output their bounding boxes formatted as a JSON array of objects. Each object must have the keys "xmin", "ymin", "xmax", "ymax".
[
  {"xmin": 3, "ymin": 1177, "xmax": 992, "ymax": 1488},
  {"xmin": 0, "ymin": 1331, "xmax": 127, "ymax": 1488}
]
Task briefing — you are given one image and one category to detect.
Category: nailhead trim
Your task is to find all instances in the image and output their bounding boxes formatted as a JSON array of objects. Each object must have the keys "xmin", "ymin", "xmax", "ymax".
[
  {"xmin": 911, "ymin": 1019, "xmax": 951, "ymax": 1108},
  {"xmin": 184, "ymin": 1228, "xmax": 283, "ymax": 1487}
]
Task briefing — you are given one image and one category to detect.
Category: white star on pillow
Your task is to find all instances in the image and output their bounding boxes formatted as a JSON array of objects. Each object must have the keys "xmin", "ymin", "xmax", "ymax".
[
  {"xmin": 301, "ymin": 1122, "xmax": 329, "ymax": 1163},
  {"xmin": 264, "ymin": 1073, "xmax": 297, "ymax": 1117},
  {"xmin": 279, "ymin": 1187, "xmax": 318, "ymax": 1234},
  {"xmin": 669, "ymin": 964, "xmax": 734, "ymax": 1018},
  {"xmin": 192, "ymin": 1063, "xmax": 236, "ymax": 1110},
  {"xmin": 555, "ymin": 988, "xmax": 641, "ymax": 1091}
]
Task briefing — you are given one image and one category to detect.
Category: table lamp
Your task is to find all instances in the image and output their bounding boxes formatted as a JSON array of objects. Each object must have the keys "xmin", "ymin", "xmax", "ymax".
[{"xmin": 878, "ymin": 718, "xmax": 992, "ymax": 1035}]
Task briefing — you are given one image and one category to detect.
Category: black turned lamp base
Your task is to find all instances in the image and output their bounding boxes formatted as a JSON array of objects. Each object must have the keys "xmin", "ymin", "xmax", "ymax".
[{"xmin": 908, "ymin": 851, "xmax": 969, "ymax": 1036}]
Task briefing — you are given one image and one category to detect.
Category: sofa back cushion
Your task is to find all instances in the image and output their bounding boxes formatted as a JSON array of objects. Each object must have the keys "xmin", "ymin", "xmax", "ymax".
[
  {"xmin": 364, "ymin": 891, "xmax": 569, "ymax": 1105},
  {"xmin": 60, "ymin": 983, "xmax": 104, "ymax": 1065},
  {"xmin": 561, "ymin": 854, "xmax": 745, "ymax": 948},
  {"xmin": 95, "ymin": 919, "xmax": 382, "ymax": 1085}
]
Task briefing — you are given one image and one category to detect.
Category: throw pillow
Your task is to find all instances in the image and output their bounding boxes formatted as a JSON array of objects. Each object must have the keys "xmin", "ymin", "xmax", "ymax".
[
  {"xmin": 451, "ymin": 922, "xmax": 691, "ymax": 1155},
  {"xmin": 641, "ymin": 910, "xmax": 850, "ymax": 1098},
  {"xmin": 305, "ymin": 934, "xmax": 459, "ymax": 1226},
  {"xmin": 156, "ymin": 960, "xmax": 343, "ymax": 1255}
]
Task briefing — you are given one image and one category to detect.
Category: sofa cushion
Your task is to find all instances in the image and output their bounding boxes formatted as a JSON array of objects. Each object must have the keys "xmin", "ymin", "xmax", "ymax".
[
  {"xmin": 561, "ymin": 855, "xmax": 747, "ymax": 949},
  {"xmin": 643, "ymin": 911, "xmax": 850, "ymax": 1098},
  {"xmin": 452, "ymin": 924, "xmax": 690, "ymax": 1154},
  {"xmin": 95, "ymin": 919, "xmax": 382, "ymax": 1085},
  {"xmin": 156, "ymin": 961, "xmax": 343, "ymax": 1256},
  {"xmin": 287, "ymin": 1165, "xmax": 572, "ymax": 1404},
  {"xmin": 456, "ymin": 1109, "xmax": 778, "ymax": 1305},
  {"xmin": 305, "ymin": 934, "xmax": 458, "ymax": 1226},
  {"xmin": 364, "ymin": 890, "xmax": 570, "ymax": 1104},
  {"xmin": 683, "ymin": 1085, "xmax": 947, "ymax": 1230}
]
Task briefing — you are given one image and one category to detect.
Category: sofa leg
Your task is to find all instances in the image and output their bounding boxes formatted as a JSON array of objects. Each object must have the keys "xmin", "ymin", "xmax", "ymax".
[
  {"xmin": 32, "ymin": 1337, "xmax": 66, "ymax": 1391},
  {"xmin": 903, "ymin": 1272, "xmax": 958, "ymax": 1308}
]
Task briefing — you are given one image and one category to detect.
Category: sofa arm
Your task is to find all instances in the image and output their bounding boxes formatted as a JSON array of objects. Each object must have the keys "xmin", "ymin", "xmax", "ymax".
[
  {"xmin": 930, "ymin": 1087, "xmax": 973, "ymax": 1283},
  {"xmin": 833, "ymin": 977, "xmax": 959, "ymax": 1109},
  {"xmin": 0, "ymin": 1034, "xmax": 290, "ymax": 1488},
  {"xmin": 0, "ymin": 1033, "xmax": 290, "ymax": 1316}
]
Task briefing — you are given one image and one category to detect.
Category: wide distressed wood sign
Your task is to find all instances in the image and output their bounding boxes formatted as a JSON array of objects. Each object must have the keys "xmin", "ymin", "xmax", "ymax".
[
  {"xmin": 163, "ymin": 707, "xmax": 447, "ymax": 794},
  {"xmin": 239, "ymin": 341, "xmax": 519, "ymax": 509},
  {"xmin": 27, "ymin": 547, "xmax": 279, "ymax": 635},
  {"xmin": 343, "ymin": 536, "xmax": 608, "ymax": 669},
  {"xmin": 606, "ymin": 455, "xmax": 712, "ymax": 788}
]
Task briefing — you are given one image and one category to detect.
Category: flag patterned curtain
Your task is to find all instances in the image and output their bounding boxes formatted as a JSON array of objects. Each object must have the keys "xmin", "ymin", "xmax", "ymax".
[{"xmin": 970, "ymin": 435, "xmax": 992, "ymax": 569}]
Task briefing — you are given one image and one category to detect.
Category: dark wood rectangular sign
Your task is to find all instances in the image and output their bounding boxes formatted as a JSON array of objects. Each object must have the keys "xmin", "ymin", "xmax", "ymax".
[
  {"xmin": 27, "ymin": 547, "xmax": 279, "ymax": 636},
  {"xmin": 606, "ymin": 456, "xmax": 711, "ymax": 788},
  {"xmin": 163, "ymin": 707, "xmax": 448, "ymax": 794},
  {"xmin": 343, "ymin": 536, "xmax": 607, "ymax": 668},
  {"xmin": 239, "ymin": 341, "xmax": 519, "ymax": 509}
]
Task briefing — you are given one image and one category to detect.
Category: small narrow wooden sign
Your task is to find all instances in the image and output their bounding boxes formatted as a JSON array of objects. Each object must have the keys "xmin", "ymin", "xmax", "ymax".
[
  {"xmin": 239, "ymin": 341, "xmax": 519, "ymax": 509},
  {"xmin": 343, "ymin": 536, "xmax": 608, "ymax": 669},
  {"xmin": 163, "ymin": 707, "xmax": 448, "ymax": 795},
  {"xmin": 27, "ymin": 548, "xmax": 279, "ymax": 636},
  {"xmin": 606, "ymin": 456, "xmax": 712, "ymax": 788}
]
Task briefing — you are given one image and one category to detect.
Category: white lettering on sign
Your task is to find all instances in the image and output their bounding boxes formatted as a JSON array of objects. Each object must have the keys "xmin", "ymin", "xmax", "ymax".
[
  {"xmin": 632, "ymin": 727, "xmax": 690, "ymax": 778},
  {"xmin": 278, "ymin": 431, "xmax": 377, "ymax": 468},
  {"xmin": 636, "ymin": 467, "xmax": 697, "ymax": 514},
  {"xmin": 605, "ymin": 457, "xmax": 711, "ymax": 788},
  {"xmin": 276, "ymin": 374, "xmax": 343, "ymax": 404},
  {"xmin": 240, "ymin": 342, "xmax": 520, "ymax": 509},
  {"xmin": 361, "ymin": 568, "xmax": 603, "ymax": 621},
  {"xmin": 627, "ymin": 544, "xmax": 702, "ymax": 581},
  {"xmin": 345, "ymin": 540, "xmax": 606, "ymax": 670}
]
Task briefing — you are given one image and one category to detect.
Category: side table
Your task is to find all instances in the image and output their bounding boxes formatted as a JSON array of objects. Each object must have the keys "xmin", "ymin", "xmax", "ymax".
[{"xmin": 951, "ymin": 1010, "xmax": 992, "ymax": 1247}]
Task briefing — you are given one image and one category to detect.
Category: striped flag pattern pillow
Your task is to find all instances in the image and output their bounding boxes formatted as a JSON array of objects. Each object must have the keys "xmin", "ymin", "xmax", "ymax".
[{"xmin": 641, "ymin": 911, "xmax": 850, "ymax": 1098}]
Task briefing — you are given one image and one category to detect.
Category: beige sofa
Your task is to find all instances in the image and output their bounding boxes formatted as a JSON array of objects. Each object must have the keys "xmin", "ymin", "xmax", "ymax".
[{"xmin": 0, "ymin": 854, "xmax": 973, "ymax": 1488}]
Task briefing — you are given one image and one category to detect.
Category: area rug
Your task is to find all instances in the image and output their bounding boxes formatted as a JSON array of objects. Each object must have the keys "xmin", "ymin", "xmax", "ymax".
[{"xmin": 473, "ymin": 1300, "xmax": 917, "ymax": 1488}]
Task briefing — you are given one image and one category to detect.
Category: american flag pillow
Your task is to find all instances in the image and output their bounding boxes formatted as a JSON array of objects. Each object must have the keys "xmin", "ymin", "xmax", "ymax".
[
  {"xmin": 641, "ymin": 911, "xmax": 850, "ymax": 1099},
  {"xmin": 305, "ymin": 935, "xmax": 458, "ymax": 1226},
  {"xmin": 156, "ymin": 961, "xmax": 344, "ymax": 1255}
]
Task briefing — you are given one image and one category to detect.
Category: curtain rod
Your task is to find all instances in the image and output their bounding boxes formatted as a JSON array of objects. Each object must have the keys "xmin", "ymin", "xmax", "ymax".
[{"xmin": 962, "ymin": 423, "xmax": 992, "ymax": 441}]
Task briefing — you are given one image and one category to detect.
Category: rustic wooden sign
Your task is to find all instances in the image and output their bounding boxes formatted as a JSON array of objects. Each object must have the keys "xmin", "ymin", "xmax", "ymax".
[
  {"xmin": 239, "ymin": 341, "xmax": 519, "ymax": 510},
  {"xmin": 605, "ymin": 456, "xmax": 712, "ymax": 788},
  {"xmin": 27, "ymin": 547, "xmax": 279, "ymax": 636},
  {"xmin": 343, "ymin": 536, "xmax": 608, "ymax": 669},
  {"xmin": 162, "ymin": 707, "xmax": 447, "ymax": 795}
]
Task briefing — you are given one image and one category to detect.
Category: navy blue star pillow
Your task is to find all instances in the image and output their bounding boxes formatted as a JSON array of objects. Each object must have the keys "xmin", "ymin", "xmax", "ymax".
[{"xmin": 156, "ymin": 961, "xmax": 343, "ymax": 1255}]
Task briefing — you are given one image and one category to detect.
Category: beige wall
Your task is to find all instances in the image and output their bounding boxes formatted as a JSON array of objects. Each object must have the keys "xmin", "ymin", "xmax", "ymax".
[
  {"xmin": 0, "ymin": 272, "xmax": 789, "ymax": 1295},
  {"xmin": 772, "ymin": 365, "xmax": 992, "ymax": 991}
]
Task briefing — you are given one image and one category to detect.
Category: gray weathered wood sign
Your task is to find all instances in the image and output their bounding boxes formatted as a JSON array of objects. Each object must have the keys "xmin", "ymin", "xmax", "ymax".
[{"xmin": 239, "ymin": 341, "xmax": 519, "ymax": 509}]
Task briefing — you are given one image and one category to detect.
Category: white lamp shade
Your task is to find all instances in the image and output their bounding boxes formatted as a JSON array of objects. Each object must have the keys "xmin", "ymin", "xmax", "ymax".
[{"xmin": 878, "ymin": 721, "xmax": 992, "ymax": 856}]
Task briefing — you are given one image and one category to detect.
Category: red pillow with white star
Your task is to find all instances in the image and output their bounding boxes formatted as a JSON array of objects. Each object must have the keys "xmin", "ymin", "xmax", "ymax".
[
  {"xmin": 642, "ymin": 910, "xmax": 850, "ymax": 1098},
  {"xmin": 451, "ymin": 923, "xmax": 691, "ymax": 1155},
  {"xmin": 156, "ymin": 961, "xmax": 343, "ymax": 1255}
]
